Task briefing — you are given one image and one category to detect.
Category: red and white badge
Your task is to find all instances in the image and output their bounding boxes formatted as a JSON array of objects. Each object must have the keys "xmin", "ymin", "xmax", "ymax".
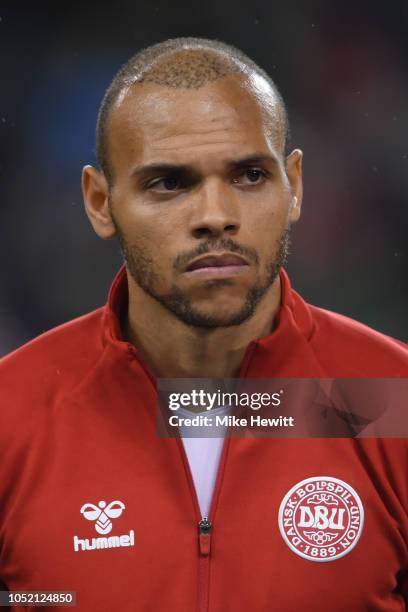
[{"xmin": 278, "ymin": 476, "xmax": 364, "ymax": 562}]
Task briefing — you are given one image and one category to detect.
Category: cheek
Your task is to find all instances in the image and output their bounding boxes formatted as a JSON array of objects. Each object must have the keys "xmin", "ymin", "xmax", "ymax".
[
  {"xmin": 245, "ymin": 215, "xmax": 289, "ymax": 275},
  {"xmin": 245, "ymin": 200, "xmax": 288, "ymax": 246},
  {"xmin": 113, "ymin": 200, "xmax": 176, "ymax": 254}
]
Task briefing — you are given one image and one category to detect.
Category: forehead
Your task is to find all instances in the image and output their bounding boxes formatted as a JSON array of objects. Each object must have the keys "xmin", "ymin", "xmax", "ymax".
[{"xmin": 107, "ymin": 75, "xmax": 282, "ymax": 173}]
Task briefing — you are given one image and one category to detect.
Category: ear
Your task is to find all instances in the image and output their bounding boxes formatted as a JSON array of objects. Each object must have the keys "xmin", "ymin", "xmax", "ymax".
[
  {"xmin": 285, "ymin": 149, "xmax": 303, "ymax": 224},
  {"xmin": 82, "ymin": 165, "xmax": 117, "ymax": 239}
]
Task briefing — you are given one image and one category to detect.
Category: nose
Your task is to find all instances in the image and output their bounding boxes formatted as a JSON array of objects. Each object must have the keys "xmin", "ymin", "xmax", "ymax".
[{"xmin": 189, "ymin": 179, "xmax": 240, "ymax": 240}]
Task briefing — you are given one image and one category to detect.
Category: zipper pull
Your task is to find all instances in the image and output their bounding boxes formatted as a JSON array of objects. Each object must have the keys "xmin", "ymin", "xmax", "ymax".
[{"xmin": 198, "ymin": 517, "xmax": 212, "ymax": 556}]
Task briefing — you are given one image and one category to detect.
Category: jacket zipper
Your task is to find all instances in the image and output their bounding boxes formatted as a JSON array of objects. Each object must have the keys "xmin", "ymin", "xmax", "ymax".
[
  {"xmin": 135, "ymin": 364, "xmax": 234, "ymax": 611},
  {"xmin": 176, "ymin": 435, "xmax": 232, "ymax": 612},
  {"xmin": 197, "ymin": 516, "xmax": 212, "ymax": 612}
]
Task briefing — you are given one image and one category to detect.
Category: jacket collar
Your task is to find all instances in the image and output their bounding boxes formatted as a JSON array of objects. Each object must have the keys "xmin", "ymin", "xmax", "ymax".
[{"xmin": 102, "ymin": 265, "xmax": 323, "ymax": 378}]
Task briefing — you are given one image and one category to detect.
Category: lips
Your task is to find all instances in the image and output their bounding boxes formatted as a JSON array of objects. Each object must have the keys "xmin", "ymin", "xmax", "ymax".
[{"xmin": 186, "ymin": 253, "xmax": 249, "ymax": 272}]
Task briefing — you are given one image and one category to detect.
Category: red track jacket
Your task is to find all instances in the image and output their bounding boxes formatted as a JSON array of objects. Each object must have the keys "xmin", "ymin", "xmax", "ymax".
[{"xmin": 1, "ymin": 267, "xmax": 408, "ymax": 611}]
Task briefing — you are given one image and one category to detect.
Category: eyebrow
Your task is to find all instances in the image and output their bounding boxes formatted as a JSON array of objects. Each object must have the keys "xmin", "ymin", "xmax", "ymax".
[
  {"xmin": 131, "ymin": 152, "xmax": 279, "ymax": 180},
  {"xmin": 227, "ymin": 153, "xmax": 279, "ymax": 169}
]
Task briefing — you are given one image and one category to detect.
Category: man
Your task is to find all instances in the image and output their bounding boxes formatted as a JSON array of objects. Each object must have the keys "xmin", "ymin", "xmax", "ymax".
[{"xmin": 0, "ymin": 37, "xmax": 407, "ymax": 611}]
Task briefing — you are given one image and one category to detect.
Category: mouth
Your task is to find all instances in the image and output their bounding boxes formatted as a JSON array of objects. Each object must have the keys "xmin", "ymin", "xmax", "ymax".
[{"xmin": 184, "ymin": 253, "xmax": 250, "ymax": 278}]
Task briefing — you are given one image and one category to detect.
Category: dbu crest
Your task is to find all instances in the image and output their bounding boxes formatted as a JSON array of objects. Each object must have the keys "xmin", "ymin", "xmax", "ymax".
[{"xmin": 278, "ymin": 477, "xmax": 364, "ymax": 562}]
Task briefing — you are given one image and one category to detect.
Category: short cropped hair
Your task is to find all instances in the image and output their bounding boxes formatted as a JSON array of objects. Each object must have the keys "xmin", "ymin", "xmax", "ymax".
[{"xmin": 96, "ymin": 37, "xmax": 290, "ymax": 182}]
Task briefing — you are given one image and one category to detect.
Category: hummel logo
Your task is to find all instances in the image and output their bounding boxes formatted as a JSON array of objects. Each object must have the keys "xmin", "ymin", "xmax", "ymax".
[
  {"xmin": 73, "ymin": 499, "xmax": 135, "ymax": 553},
  {"xmin": 80, "ymin": 500, "xmax": 125, "ymax": 534}
]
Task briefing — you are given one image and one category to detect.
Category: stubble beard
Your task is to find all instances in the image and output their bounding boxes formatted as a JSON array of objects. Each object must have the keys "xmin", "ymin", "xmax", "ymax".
[{"xmin": 116, "ymin": 227, "xmax": 291, "ymax": 329}]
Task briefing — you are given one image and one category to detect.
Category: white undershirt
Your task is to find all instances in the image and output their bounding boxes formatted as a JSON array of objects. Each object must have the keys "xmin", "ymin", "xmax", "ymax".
[{"xmin": 178, "ymin": 405, "xmax": 231, "ymax": 518}]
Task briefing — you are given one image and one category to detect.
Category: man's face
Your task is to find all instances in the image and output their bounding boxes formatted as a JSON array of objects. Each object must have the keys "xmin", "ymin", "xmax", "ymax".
[{"xmin": 104, "ymin": 75, "xmax": 301, "ymax": 328}]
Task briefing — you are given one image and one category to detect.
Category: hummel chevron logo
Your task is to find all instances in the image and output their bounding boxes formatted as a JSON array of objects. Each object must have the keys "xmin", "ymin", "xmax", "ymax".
[
  {"xmin": 80, "ymin": 500, "xmax": 125, "ymax": 534},
  {"xmin": 73, "ymin": 499, "xmax": 135, "ymax": 552}
]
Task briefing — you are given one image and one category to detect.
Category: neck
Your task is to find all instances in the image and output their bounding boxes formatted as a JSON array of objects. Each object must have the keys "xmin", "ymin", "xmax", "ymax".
[{"xmin": 123, "ymin": 275, "xmax": 282, "ymax": 379}]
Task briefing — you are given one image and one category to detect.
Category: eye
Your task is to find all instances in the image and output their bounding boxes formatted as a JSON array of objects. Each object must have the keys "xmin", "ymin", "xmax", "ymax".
[
  {"xmin": 147, "ymin": 175, "xmax": 182, "ymax": 192},
  {"xmin": 232, "ymin": 168, "xmax": 268, "ymax": 186}
]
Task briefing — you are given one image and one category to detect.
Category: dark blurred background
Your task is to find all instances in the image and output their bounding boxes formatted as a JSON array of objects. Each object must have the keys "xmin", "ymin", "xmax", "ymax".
[{"xmin": 1, "ymin": 1, "xmax": 407, "ymax": 355}]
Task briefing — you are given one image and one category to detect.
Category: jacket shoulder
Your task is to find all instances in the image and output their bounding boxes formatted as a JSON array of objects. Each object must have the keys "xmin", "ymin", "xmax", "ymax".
[
  {"xmin": 0, "ymin": 308, "xmax": 105, "ymax": 399},
  {"xmin": 308, "ymin": 303, "xmax": 408, "ymax": 376}
]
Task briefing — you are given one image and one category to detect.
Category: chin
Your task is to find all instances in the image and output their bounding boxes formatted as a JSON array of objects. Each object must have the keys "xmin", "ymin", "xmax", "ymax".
[
  {"xmin": 181, "ymin": 304, "xmax": 257, "ymax": 329},
  {"xmin": 155, "ymin": 282, "xmax": 270, "ymax": 328}
]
